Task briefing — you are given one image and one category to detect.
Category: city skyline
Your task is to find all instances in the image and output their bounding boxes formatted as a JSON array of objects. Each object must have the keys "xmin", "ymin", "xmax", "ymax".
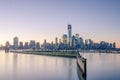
[
  {"xmin": 0, "ymin": 24, "xmax": 117, "ymax": 47},
  {"xmin": 3, "ymin": 24, "xmax": 117, "ymax": 50},
  {"xmin": 0, "ymin": 0, "xmax": 120, "ymax": 47}
]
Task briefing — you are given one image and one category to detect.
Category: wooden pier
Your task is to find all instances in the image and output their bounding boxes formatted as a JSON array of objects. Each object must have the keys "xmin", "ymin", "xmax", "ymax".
[{"xmin": 77, "ymin": 52, "xmax": 87, "ymax": 77}]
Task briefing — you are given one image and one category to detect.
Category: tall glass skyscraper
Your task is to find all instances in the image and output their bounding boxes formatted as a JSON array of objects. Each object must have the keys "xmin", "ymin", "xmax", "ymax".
[
  {"xmin": 68, "ymin": 24, "xmax": 72, "ymax": 46},
  {"xmin": 55, "ymin": 37, "xmax": 58, "ymax": 46},
  {"xmin": 13, "ymin": 37, "xmax": 19, "ymax": 50},
  {"xmin": 62, "ymin": 34, "xmax": 67, "ymax": 44}
]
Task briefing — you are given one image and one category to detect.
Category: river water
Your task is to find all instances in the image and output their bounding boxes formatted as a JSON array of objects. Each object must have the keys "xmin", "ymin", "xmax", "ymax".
[
  {"xmin": 0, "ymin": 51, "xmax": 120, "ymax": 80},
  {"xmin": 82, "ymin": 53, "xmax": 120, "ymax": 80}
]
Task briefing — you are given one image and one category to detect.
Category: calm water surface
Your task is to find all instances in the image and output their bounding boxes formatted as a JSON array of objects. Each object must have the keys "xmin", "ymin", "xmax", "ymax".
[
  {"xmin": 0, "ymin": 51, "xmax": 78, "ymax": 80},
  {"xmin": 82, "ymin": 53, "xmax": 120, "ymax": 80},
  {"xmin": 0, "ymin": 51, "xmax": 120, "ymax": 80}
]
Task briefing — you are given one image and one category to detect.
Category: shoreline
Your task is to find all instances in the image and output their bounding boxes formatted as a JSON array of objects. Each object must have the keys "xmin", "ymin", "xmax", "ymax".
[
  {"xmin": 11, "ymin": 51, "xmax": 77, "ymax": 58},
  {"xmin": 9, "ymin": 49, "xmax": 120, "ymax": 58}
]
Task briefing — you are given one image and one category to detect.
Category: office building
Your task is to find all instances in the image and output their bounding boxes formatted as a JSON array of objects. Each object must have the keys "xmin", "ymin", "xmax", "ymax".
[
  {"xmin": 68, "ymin": 24, "xmax": 72, "ymax": 46},
  {"xmin": 62, "ymin": 34, "xmax": 67, "ymax": 44},
  {"xmin": 79, "ymin": 37, "xmax": 84, "ymax": 46},
  {"xmin": 36, "ymin": 42, "xmax": 40, "ymax": 49},
  {"xmin": 5, "ymin": 41, "xmax": 10, "ymax": 48},
  {"xmin": 55, "ymin": 37, "xmax": 58, "ymax": 46},
  {"xmin": 24, "ymin": 42, "xmax": 29, "ymax": 49},
  {"xmin": 13, "ymin": 37, "xmax": 19, "ymax": 50},
  {"xmin": 59, "ymin": 39, "xmax": 61, "ymax": 44},
  {"xmin": 72, "ymin": 35, "xmax": 76, "ymax": 47},
  {"xmin": 113, "ymin": 42, "xmax": 116, "ymax": 49},
  {"xmin": 29, "ymin": 40, "xmax": 36, "ymax": 49},
  {"xmin": 19, "ymin": 42, "xmax": 23, "ymax": 49},
  {"xmin": 43, "ymin": 39, "xmax": 47, "ymax": 49}
]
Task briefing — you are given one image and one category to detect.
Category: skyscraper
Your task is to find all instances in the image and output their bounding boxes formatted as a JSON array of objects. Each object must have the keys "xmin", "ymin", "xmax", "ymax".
[
  {"xmin": 5, "ymin": 41, "xmax": 10, "ymax": 48},
  {"xmin": 79, "ymin": 37, "xmax": 84, "ymax": 46},
  {"xmin": 19, "ymin": 41, "xmax": 23, "ymax": 49},
  {"xmin": 13, "ymin": 37, "xmax": 19, "ymax": 50},
  {"xmin": 75, "ymin": 33, "xmax": 79, "ymax": 39},
  {"xmin": 68, "ymin": 24, "xmax": 72, "ymax": 46},
  {"xmin": 75, "ymin": 33, "xmax": 80, "ymax": 45},
  {"xmin": 113, "ymin": 42, "xmax": 116, "ymax": 49},
  {"xmin": 44, "ymin": 39, "xmax": 47, "ymax": 49},
  {"xmin": 5, "ymin": 41, "xmax": 10, "ymax": 52},
  {"xmin": 72, "ymin": 35, "xmax": 76, "ymax": 47},
  {"xmin": 29, "ymin": 40, "xmax": 36, "ymax": 49},
  {"xmin": 24, "ymin": 42, "xmax": 29, "ymax": 49},
  {"xmin": 55, "ymin": 37, "xmax": 58, "ymax": 46},
  {"xmin": 59, "ymin": 39, "xmax": 61, "ymax": 44},
  {"xmin": 36, "ymin": 42, "xmax": 40, "ymax": 49},
  {"xmin": 62, "ymin": 34, "xmax": 67, "ymax": 44}
]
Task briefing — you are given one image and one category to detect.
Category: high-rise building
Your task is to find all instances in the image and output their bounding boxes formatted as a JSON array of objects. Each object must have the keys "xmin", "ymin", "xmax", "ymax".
[
  {"xmin": 62, "ymin": 34, "xmax": 67, "ymax": 44},
  {"xmin": 79, "ymin": 37, "xmax": 84, "ymax": 46},
  {"xmin": 59, "ymin": 39, "xmax": 61, "ymax": 44},
  {"xmin": 68, "ymin": 24, "xmax": 72, "ymax": 46},
  {"xmin": 43, "ymin": 39, "xmax": 47, "ymax": 49},
  {"xmin": 85, "ymin": 39, "xmax": 93, "ymax": 45},
  {"xmin": 13, "ymin": 37, "xmax": 19, "ymax": 50},
  {"xmin": 29, "ymin": 40, "xmax": 36, "ymax": 49},
  {"xmin": 75, "ymin": 33, "xmax": 80, "ymax": 45},
  {"xmin": 109, "ymin": 43, "xmax": 113, "ymax": 49},
  {"xmin": 5, "ymin": 41, "xmax": 10, "ymax": 48},
  {"xmin": 5, "ymin": 41, "xmax": 10, "ymax": 52},
  {"xmin": 36, "ymin": 42, "xmax": 40, "ymax": 49},
  {"xmin": 99, "ymin": 41, "xmax": 106, "ymax": 49},
  {"xmin": 19, "ymin": 41, "xmax": 23, "ymax": 49},
  {"xmin": 113, "ymin": 42, "xmax": 116, "ymax": 49},
  {"xmin": 72, "ymin": 35, "xmax": 76, "ymax": 47},
  {"xmin": 55, "ymin": 37, "xmax": 58, "ymax": 46},
  {"xmin": 24, "ymin": 42, "xmax": 29, "ymax": 49},
  {"xmin": 75, "ymin": 33, "xmax": 79, "ymax": 39}
]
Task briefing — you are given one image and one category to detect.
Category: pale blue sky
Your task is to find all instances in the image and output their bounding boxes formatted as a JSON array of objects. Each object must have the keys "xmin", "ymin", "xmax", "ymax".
[{"xmin": 0, "ymin": 0, "xmax": 120, "ymax": 47}]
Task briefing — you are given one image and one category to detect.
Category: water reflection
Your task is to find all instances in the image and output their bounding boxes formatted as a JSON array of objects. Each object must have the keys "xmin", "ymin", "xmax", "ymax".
[
  {"xmin": 12, "ymin": 53, "xmax": 18, "ymax": 80},
  {"xmin": 0, "ymin": 51, "xmax": 79, "ymax": 80},
  {"xmin": 1, "ymin": 51, "xmax": 120, "ymax": 80},
  {"xmin": 83, "ymin": 53, "xmax": 120, "ymax": 80}
]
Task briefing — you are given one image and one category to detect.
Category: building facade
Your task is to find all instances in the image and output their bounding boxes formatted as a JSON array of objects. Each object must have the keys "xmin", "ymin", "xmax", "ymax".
[
  {"xmin": 62, "ymin": 34, "xmax": 67, "ymax": 44},
  {"xmin": 29, "ymin": 40, "xmax": 36, "ymax": 49},
  {"xmin": 68, "ymin": 24, "xmax": 72, "ymax": 46},
  {"xmin": 13, "ymin": 37, "xmax": 19, "ymax": 50}
]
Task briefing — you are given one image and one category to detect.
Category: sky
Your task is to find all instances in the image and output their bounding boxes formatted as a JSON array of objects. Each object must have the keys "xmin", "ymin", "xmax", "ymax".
[{"xmin": 0, "ymin": 0, "xmax": 120, "ymax": 47}]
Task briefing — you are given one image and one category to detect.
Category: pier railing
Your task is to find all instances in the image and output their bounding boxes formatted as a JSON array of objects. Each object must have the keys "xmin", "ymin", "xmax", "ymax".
[{"xmin": 77, "ymin": 52, "xmax": 87, "ymax": 77}]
